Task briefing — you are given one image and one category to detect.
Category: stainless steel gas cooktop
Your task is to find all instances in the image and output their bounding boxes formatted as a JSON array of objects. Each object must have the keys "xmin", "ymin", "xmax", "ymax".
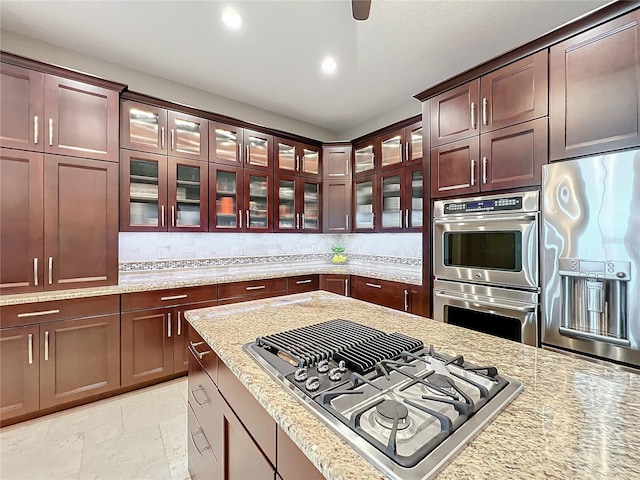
[{"xmin": 243, "ymin": 319, "xmax": 523, "ymax": 480}]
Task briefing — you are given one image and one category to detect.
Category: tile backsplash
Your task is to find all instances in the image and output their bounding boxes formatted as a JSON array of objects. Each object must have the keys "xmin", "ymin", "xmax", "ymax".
[{"xmin": 119, "ymin": 233, "xmax": 422, "ymax": 270}]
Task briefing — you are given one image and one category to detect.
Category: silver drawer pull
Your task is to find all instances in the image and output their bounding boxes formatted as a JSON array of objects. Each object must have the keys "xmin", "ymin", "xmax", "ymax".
[
  {"xmin": 167, "ymin": 313, "xmax": 172, "ymax": 338},
  {"xmin": 404, "ymin": 289, "xmax": 409, "ymax": 312},
  {"xmin": 177, "ymin": 311, "xmax": 182, "ymax": 336},
  {"xmin": 48, "ymin": 257, "xmax": 53, "ymax": 285},
  {"xmin": 365, "ymin": 283, "xmax": 382, "ymax": 288},
  {"xmin": 296, "ymin": 279, "xmax": 312, "ymax": 284},
  {"xmin": 48, "ymin": 118, "xmax": 53, "ymax": 146},
  {"xmin": 44, "ymin": 330, "xmax": 49, "ymax": 361},
  {"xmin": 190, "ymin": 386, "xmax": 210, "ymax": 407},
  {"xmin": 245, "ymin": 285, "xmax": 266, "ymax": 291},
  {"xmin": 28, "ymin": 334, "xmax": 34, "ymax": 365},
  {"xmin": 190, "ymin": 427, "xmax": 211, "ymax": 456},
  {"xmin": 33, "ymin": 258, "xmax": 38, "ymax": 286},
  {"xmin": 160, "ymin": 294, "xmax": 188, "ymax": 301},
  {"xmin": 17, "ymin": 309, "xmax": 60, "ymax": 318},
  {"xmin": 190, "ymin": 341, "xmax": 210, "ymax": 359},
  {"xmin": 34, "ymin": 116, "xmax": 39, "ymax": 144}
]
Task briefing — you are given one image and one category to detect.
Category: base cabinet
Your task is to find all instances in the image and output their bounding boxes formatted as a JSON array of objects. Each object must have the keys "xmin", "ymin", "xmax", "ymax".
[{"xmin": 320, "ymin": 274, "xmax": 350, "ymax": 296}]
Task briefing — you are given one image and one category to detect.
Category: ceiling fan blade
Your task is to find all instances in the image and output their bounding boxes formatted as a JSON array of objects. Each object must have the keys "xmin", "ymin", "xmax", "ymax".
[{"xmin": 352, "ymin": 0, "xmax": 371, "ymax": 21}]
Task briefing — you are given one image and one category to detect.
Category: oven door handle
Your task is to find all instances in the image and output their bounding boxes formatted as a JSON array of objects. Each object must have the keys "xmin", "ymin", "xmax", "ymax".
[
  {"xmin": 434, "ymin": 291, "xmax": 537, "ymax": 312},
  {"xmin": 434, "ymin": 213, "xmax": 537, "ymax": 225}
]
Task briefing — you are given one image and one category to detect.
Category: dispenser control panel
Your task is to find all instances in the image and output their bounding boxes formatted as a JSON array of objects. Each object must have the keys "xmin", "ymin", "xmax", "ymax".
[{"xmin": 559, "ymin": 258, "xmax": 631, "ymax": 281}]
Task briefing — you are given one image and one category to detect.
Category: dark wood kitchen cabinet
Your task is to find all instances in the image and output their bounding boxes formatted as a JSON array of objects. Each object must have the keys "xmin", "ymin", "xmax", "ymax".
[
  {"xmin": 550, "ymin": 9, "xmax": 640, "ymax": 160},
  {"xmin": 243, "ymin": 129, "xmax": 273, "ymax": 170},
  {"xmin": 322, "ymin": 144, "xmax": 352, "ymax": 233},
  {"xmin": 274, "ymin": 174, "xmax": 321, "ymax": 232},
  {"xmin": 377, "ymin": 165, "xmax": 423, "ymax": 232},
  {"xmin": 121, "ymin": 99, "xmax": 208, "ymax": 161},
  {"xmin": 352, "ymin": 174, "xmax": 377, "ymax": 232},
  {"xmin": 378, "ymin": 120, "xmax": 424, "ymax": 171},
  {"xmin": 121, "ymin": 286, "xmax": 218, "ymax": 386},
  {"xmin": 0, "ymin": 64, "xmax": 119, "ymax": 162},
  {"xmin": 208, "ymin": 122, "xmax": 274, "ymax": 171},
  {"xmin": 430, "ymin": 138, "xmax": 479, "ymax": 198},
  {"xmin": 0, "ymin": 295, "xmax": 121, "ymax": 425},
  {"xmin": 430, "ymin": 81, "xmax": 480, "ymax": 147},
  {"xmin": 218, "ymin": 278, "xmax": 287, "ymax": 305},
  {"xmin": 120, "ymin": 149, "xmax": 208, "ymax": 232},
  {"xmin": 287, "ymin": 275, "xmax": 319, "ymax": 294},
  {"xmin": 353, "ymin": 140, "xmax": 376, "ymax": 177},
  {"xmin": 274, "ymin": 137, "xmax": 321, "ymax": 178},
  {"xmin": 320, "ymin": 274, "xmax": 350, "ymax": 296},
  {"xmin": 0, "ymin": 150, "xmax": 118, "ymax": 294},
  {"xmin": 322, "ymin": 143, "xmax": 351, "ymax": 178}
]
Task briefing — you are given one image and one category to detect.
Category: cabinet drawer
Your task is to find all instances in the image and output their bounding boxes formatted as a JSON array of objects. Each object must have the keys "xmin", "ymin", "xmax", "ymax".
[
  {"xmin": 0, "ymin": 295, "xmax": 120, "ymax": 328},
  {"xmin": 121, "ymin": 285, "xmax": 217, "ymax": 312},
  {"xmin": 188, "ymin": 327, "xmax": 218, "ymax": 385},
  {"xmin": 187, "ymin": 402, "xmax": 221, "ymax": 480},
  {"xmin": 218, "ymin": 278, "xmax": 286, "ymax": 301},
  {"xmin": 217, "ymin": 360, "xmax": 276, "ymax": 466},
  {"xmin": 351, "ymin": 276, "xmax": 404, "ymax": 297},
  {"xmin": 287, "ymin": 275, "xmax": 319, "ymax": 294}
]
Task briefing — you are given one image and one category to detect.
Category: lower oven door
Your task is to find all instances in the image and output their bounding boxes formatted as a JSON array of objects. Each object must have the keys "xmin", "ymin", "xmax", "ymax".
[
  {"xmin": 433, "ymin": 212, "xmax": 538, "ymax": 289},
  {"xmin": 433, "ymin": 280, "xmax": 539, "ymax": 347}
]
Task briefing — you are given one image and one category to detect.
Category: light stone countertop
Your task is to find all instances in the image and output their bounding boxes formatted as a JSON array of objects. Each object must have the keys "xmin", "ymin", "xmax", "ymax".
[
  {"xmin": 0, "ymin": 262, "xmax": 420, "ymax": 307},
  {"xmin": 185, "ymin": 291, "xmax": 640, "ymax": 480}
]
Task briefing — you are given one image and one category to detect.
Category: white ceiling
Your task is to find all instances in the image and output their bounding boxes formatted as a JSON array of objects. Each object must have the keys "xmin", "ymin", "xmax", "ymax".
[{"xmin": 1, "ymin": 0, "xmax": 611, "ymax": 137}]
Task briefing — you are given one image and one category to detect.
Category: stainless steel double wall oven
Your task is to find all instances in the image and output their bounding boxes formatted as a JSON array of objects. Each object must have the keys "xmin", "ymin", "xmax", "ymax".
[{"xmin": 433, "ymin": 191, "xmax": 540, "ymax": 346}]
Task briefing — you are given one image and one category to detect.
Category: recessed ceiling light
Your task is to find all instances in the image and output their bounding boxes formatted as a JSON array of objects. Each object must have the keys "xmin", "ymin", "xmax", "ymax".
[
  {"xmin": 321, "ymin": 57, "xmax": 337, "ymax": 75},
  {"xmin": 222, "ymin": 8, "xmax": 242, "ymax": 31}
]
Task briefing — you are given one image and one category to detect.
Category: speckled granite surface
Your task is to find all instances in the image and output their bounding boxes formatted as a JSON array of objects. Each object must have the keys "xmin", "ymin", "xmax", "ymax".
[
  {"xmin": 0, "ymin": 263, "xmax": 420, "ymax": 306},
  {"xmin": 185, "ymin": 291, "xmax": 640, "ymax": 480}
]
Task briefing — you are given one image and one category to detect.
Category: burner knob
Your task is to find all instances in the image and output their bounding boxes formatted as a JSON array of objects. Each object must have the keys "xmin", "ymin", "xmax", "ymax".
[
  {"xmin": 338, "ymin": 360, "xmax": 347, "ymax": 372},
  {"xmin": 328, "ymin": 367, "xmax": 342, "ymax": 382},
  {"xmin": 294, "ymin": 367, "xmax": 308, "ymax": 382},
  {"xmin": 317, "ymin": 360, "xmax": 330, "ymax": 373},
  {"xmin": 305, "ymin": 376, "xmax": 320, "ymax": 392}
]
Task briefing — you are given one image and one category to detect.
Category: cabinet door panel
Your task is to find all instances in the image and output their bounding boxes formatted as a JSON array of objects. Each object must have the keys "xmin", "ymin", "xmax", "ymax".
[
  {"xmin": 322, "ymin": 180, "xmax": 350, "ymax": 233},
  {"xmin": 174, "ymin": 301, "xmax": 218, "ymax": 374},
  {"xmin": 121, "ymin": 308, "xmax": 173, "ymax": 387},
  {"xmin": 320, "ymin": 275, "xmax": 349, "ymax": 296},
  {"xmin": 224, "ymin": 407, "xmax": 274, "ymax": 480},
  {"xmin": 244, "ymin": 170, "xmax": 272, "ymax": 231},
  {"xmin": 353, "ymin": 142, "xmax": 375, "ymax": 176},
  {"xmin": 209, "ymin": 164, "xmax": 243, "ymax": 232},
  {"xmin": 301, "ymin": 180, "xmax": 321, "ymax": 232},
  {"xmin": 379, "ymin": 169, "xmax": 405, "ymax": 231},
  {"xmin": 39, "ymin": 314, "xmax": 120, "ymax": 409},
  {"xmin": 168, "ymin": 111, "xmax": 208, "ymax": 161},
  {"xmin": 274, "ymin": 138, "xmax": 297, "ymax": 174},
  {"xmin": 275, "ymin": 174, "xmax": 297, "ymax": 232},
  {"xmin": 0, "ymin": 149, "xmax": 44, "ymax": 294},
  {"xmin": 300, "ymin": 145, "xmax": 321, "ymax": 177},
  {"xmin": 406, "ymin": 165, "xmax": 424, "ymax": 230},
  {"xmin": 120, "ymin": 100, "xmax": 168, "ymax": 154},
  {"xmin": 168, "ymin": 157, "xmax": 208, "ymax": 232},
  {"xmin": 480, "ymin": 117, "xmax": 548, "ymax": 191},
  {"xmin": 44, "ymin": 76, "xmax": 118, "ymax": 162},
  {"xmin": 405, "ymin": 122, "xmax": 423, "ymax": 166},
  {"xmin": 430, "ymin": 138, "xmax": 480, "ymax": 198},
  {"xmin": 481, "ymin": 50, "xmax": 548, "ymax": 133},
  {"xmin": 353, "ymin": 175, "xmax": 377, "ymax": 232},
  {"xmin": 243, "ymin": 130, "xmax": 272, "ymax": 170},
  {"xmin": 430, "ymin": 80, "xmax": 479, "ymax": 146},
  {"xmin": 0, "ymin": 64, "xmax": 44, "ymax": 151},
  {"xmin": 277, "ymin": 426, "xmax": 324, "ymax": 480},
  {"xmin": 550, "ymin": 10, "xmax": 640, "ymax": 160},
  {"xmin": 0, "ymin": 325, "xmax": 40, "ymax": 422},
  {"xmin": 44, "ymin": 155, "xmax": 118, "ymax": 289},
  {"xmin": 188, "ymin": 402, "xmax": 222, "ymax": 480},
  {"xmin": 379, "ymin": 130, "xmax": 404, "ymax": 170},
  {"xmin": 322, "ymin": 145, "xmax": 351, "ymax": 178},
  {"xmin": 209, "ymin": 122, "xmax": 243, "ymax": 165}
]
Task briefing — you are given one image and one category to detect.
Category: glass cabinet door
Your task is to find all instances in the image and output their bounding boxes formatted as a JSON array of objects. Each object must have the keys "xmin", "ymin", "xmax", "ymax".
[
  {"xmin": 354, "ymin": 144, "xmax": 375, "ymax": 175},
  {"xmin": 381, "ymin": 172, "xmax": 402, "ymax": 230},
  {"xmin": 275, "ymin": 140, "xmax": 296, "ymax": 173},
  {"xmin": 123, "ymin": 150, "xmax": 167, "ymax": 231},
  {"xmin": 277, "ymin": 178, "xmax": 296, "ymax": 230},
  {"xmin": 246, "ymin": 172, "xmax": 270, "ymax": 230},
  {"xmin": 409, "ymin": 167, "xmax": 423, "ymax": 229},
  {"xmin": 210, "ymin": 166, "xmax": 241, "ymax": 231},
  {"xmin": 380, "ymin": 134, "xmax": 403, "ymax": 168},
  {"xmin": 407, "ymin": 123, "xmax": 423, "ymax": 164},
  {"xmin": 168, "ymin": 111, "xmax": 207, "ymax": 161},
  {"xmin": 302, "ymin": 181, "xmax": 320, "ymax": 231},
  {"xmin": 169, "ymin": 159, "xmax": 206, "ymax": 231},
  {"xmin": 121, "ymin": 100, "xmax": 167, "ymax": 154},
  {"xmin": 210, "ymin": 123, "xmax": 242, "ymax": 165},
  {"xmin": 301, "ymin": 147, "xmax": 320, "ymax": 177},
  {"xmin": 354, "ymin": 177, "xmax": 375, "ymax": 230},
  {"xmin": 244, "ymin": 130, "xmax": 271, "ymax": 169}
]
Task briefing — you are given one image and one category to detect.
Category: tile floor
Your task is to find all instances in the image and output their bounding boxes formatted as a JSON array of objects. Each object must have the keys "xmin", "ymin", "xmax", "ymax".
[{"xmin": 0, "ymin": 378, "xmax": 190, "ymax": 480}]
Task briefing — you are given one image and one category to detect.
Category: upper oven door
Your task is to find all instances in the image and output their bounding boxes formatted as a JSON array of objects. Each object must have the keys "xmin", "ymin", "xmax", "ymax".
[{"xmin": 434, "ymin": 212, "xmax": 539, "ymax": 289}]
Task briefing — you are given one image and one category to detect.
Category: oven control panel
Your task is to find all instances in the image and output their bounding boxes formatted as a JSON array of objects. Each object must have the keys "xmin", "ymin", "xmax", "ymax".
[{"xmin": 443, "ymin": 196, "xmax": 522, "ymax": 214}]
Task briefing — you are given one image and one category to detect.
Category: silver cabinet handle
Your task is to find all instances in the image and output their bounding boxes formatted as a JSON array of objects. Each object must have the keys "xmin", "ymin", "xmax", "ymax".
[
  {"xmin": 470, "ymin": 159, "xmax": 476, "ymax": 186},
  {"xmin": 371, "ymin": 212, "xmax": 375, "ymax": 229},
  {"xmin": 171, "ymin": 129, "xmax": 175, "ymax": 151},
  {"xmin": 33, "ymin": 258, "xmax": 38, "ymax": 286},
  {"xmin": 190, "ymin": 386, "xmax": 210, "ymax": 407},
  {"xmin": 245, "ymin": 285, "xmax": 266, "ymax": 290},
  {"xmin": 28, "ymin": 333, "xmax": 34, "ymax": 365},
  {"xmin": 295, "ymin": 213, "xmax": 299, "ymax": 230},
  {"xmin": 44, "ymin": 331, "xmax": 49, "ymax": 361},
  {"xmin": 189, "ymin": 341, "xmax": 210, "ymax": 359},
  {"xmin": 160, "ymin": 294, "xmax": 188, "ymax": 301},
  {"xmin": 344, "ymin": 279, "xmax": 349, "ymax": 296},
  {"xmin": 296, "ymin": 155, "xmax": 300, "ymax": 172},
  {"xmin": 177, "ymin": 311, "xmax": 182, "ymax": 336},
  {"xmin": 434, "ymin": 290, "xmax": 537, "ymax": 312},
  {"xmin": 48, "ymin": 118, "xmax": 53, "ymax": 146},
  {"xmin": 405, "ymin": 142, "xmax": 409, "ymax": 163},
  {"xmin": 245, "ymin": 145, "xmax": 250, "ymax": 164},
  {"xmin": 161, "ymin": 205, "xmax": 165, "ymax": 227},
  {"xmin": 301, "ymin": 213, "xmax": 305, "ymax": 230},
  {"xmin": 171, "ymin": 205, "xmax": 176, "ymax": 227},
  {"xmin": 404, "ymin": 289, "xmax": 409, "ymax": 312},
  {"xmin": 246, "ymin": 210, "xmax": 250, "ymax": 228},
  {"xmin": 405, "ymin": 209, "xmax": 409, "ymax": 229},
  {"xmin": 366, "ymin": 282, "xmax": 382, "ymax": 288},
  {"xmin": 190, "ymin": 427, "xmax": 211, "ymax": 456},
  {"xmin": 434, "ymin": 213, "xmax": 537, "ymax": 225},
  {"xmin": 470, "ymin": 102, "xmax": 476, "ymax": 130},
  {"xmin": 345, "ymin": 214, "xmax": 349, "ymax": 230},
  {"xmin": 161, "ymin": 127, "xmax": 165, "ymax": 149},
  {"xmin": 482, "ymin": 156, "xmax": 488, "ymax": 184},
  {"xmin": 18, "ymin": 309, "xmax": 60, "ymax": 318},
  {"xmin": 167, "ymin": 312, "xmax": 172, "ymax": 338},
  {"xmin": 296, "ymin": 279, "xmax": 312, "ymax": 284},
  {"xmin": 48, "ymin": 257, "xmax": 53, "ymax": 285},
  {"xmin": 238, "ymin": 210, "xmax": 242, "ymax": 228},
  {"xmin": 237, "ymin": 143, "xmax": 241, "ymax": 162},
  {"xmin": 482, "ymin": 97, "xmax": 488, "ymax": 125},
  {"xmin": 34, "ymin": 116, "xmax": 39, "ymax": 144}
]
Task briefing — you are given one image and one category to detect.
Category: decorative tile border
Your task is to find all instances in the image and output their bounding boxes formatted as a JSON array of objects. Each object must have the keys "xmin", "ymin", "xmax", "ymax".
[{"xmin": 119, "ymin": 253, "xmax": 421, "ymax": 272}]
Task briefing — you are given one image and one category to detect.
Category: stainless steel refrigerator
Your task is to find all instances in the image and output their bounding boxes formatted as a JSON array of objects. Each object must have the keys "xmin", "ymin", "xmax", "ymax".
[{"xmin": 541, "ymin": 149, "xmax": 640, "ymax": 368}]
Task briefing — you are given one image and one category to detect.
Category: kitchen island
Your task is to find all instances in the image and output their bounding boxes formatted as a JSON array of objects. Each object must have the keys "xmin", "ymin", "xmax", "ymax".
[{"xmin": 185, "ymin": 291, "xmax": 640, "ymax": 480}]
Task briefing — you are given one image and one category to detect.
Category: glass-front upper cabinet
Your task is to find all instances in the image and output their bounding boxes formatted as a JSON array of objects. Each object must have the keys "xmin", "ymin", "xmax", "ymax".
[
  {"xmin": 168, "ymin": 111, "xmax": 208, "ymax": 162},
  {"xmin": 168, "ymin": 158, "xmax": 207, "ymax": 231},
  {"xmin": 121, "ymin": 150, "xmax": 167, "ymax": 231},
  {"xmin": 379, "ymin": 133, "xmax": 403, "ymax": 169},
  {"xmin": 407, "ymin": 166, "xmax": 423, "ymax": 229},
  {"xmin": 121, "ymin": 100, "xmax": 168, "ymax": 154},
  {"xmin": 353, "ymin": 176, "xmax": 376, "ymax": 231},
  {"xmin": 209, "ymin": 122, "xmax": 243, "ymax": 165},
  {"xmin": 380, "ymin": 170, "xmax": 403, "ymax": 231},
  {"xmin": 353, "ymin": 143, "xmax": 375, "ymax": 176},
  {"xmin": 301, "ymin": 145, "xmax": 321, "ymax": 177},
  {"xmin": 275, "ymin": 139, "xmax": 297, "ymax": 173},
  {"xmin": 276, "ymin": 177, "xmax": 297, "ymax": 231},
  {"xmin": 209, "ymin": 165, "xmax": 242, "ymax": 231},
  {"xmin": 302, "ymin": 181, "xmax": 320, "ymax": 231},
  {"xmin": 245, "ymin": 170, "xmax": 272, "ymax": 231},
  {"xmin": 244, "ymin": 130, "xmax": 272, "ymax": 170},
  {"xmin": 405, "ymin": 121, "xmax": 423, "ymax": 165}
]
